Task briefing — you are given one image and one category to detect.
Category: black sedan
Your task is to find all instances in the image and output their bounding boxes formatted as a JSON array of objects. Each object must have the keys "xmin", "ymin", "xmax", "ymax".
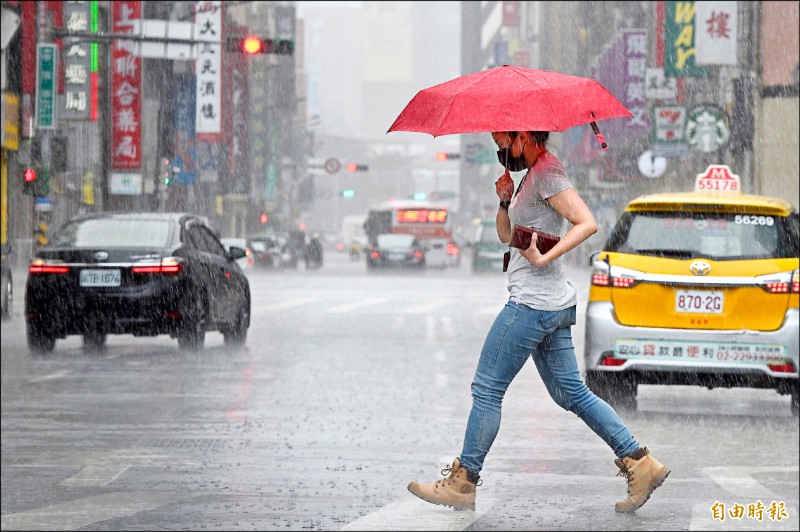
[
  {"xmin": 366, "ymin": 233, "xmax": 426, "ymax": 270},
  {"xmin": 25, "ymin": 212, "xmax": 251, "ymax": 354}
]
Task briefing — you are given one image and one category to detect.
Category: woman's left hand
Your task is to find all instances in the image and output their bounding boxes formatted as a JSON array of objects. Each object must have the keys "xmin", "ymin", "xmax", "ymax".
[{"xmin": 519, "ymin": 232, "xmax": 547, "ymax": 267}]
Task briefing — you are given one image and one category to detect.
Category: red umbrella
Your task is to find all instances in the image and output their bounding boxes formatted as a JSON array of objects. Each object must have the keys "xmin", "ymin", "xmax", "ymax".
[{"xmin": 387, "ymin": 65, "xmax": 633, "ymax": 149}]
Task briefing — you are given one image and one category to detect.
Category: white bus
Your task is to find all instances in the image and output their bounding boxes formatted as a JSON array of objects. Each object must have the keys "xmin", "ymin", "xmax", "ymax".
[{"xmin": 364, "ymin": 199, "xmax": 457, "ymax": 268}]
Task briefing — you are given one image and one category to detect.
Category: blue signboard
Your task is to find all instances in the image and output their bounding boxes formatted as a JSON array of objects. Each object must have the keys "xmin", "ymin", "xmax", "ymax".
[{"xmin": 172, "ymin": 75, "xmax": 197, "ymax": 185}]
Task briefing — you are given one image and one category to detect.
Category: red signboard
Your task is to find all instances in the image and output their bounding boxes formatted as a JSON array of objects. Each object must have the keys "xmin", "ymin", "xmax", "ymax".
[
  {"xmin": 396, "ymin": 209, "xmax": 448, "ymax": 224},
  {"xmin": 110, "ymin": 1, "xmax": 141, "ymax": 169}
]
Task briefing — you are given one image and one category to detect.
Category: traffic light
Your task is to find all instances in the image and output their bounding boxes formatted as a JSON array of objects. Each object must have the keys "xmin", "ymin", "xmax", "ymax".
[
  {"xmin": 226, "ymin": 36, "xmax": 294, "ymax": 55},
  {"xmin": 161, "ymin": 157, "xmax": 172, "ymax": 185},
  {"xmin": 413, "ymin": 192, "xmax": 426, "ymax": 201},
  {"xmin": 22, "ymin": 167, "xmax": 37, "ymax": 195},
  {"xmin": 341, "ymin": 189, "xmax": 355, "ymax": 199},
  {"xmin": 436, "ymin": 152, "xmax": 460, "ymax": 161},
  {"xmin": 345, "ymin": 162, "xmax": 369, "ymax": 173},
  {"xmin": 260, "ymin": 213, "xmax": 269, "ymax": 224},
  {"xmin": 22, "ymin": 167, "xmax": 48, "ymax": 196}
]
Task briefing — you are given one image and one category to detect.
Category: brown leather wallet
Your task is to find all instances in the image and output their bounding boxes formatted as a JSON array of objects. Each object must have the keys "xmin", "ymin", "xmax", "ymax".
[{"xmin": 508, "ymin": 225, "xmax": 560, "ymax": 254}]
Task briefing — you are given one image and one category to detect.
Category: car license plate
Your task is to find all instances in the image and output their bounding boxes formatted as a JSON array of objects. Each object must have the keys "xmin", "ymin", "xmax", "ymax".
[
  {"xmin": 615, "ymin": 339, "xmax": 787, "ymax": 364},
  {"xmin": 80, "ymin": 269, "xmax": 121, "ymax": 287},
  {"xmin": 675, "ymin": 289, "xmax": 723, "ymax": 314},
  {"xmin": 388, "ymin": 253, "xmax": 405, "ymax": 261}
]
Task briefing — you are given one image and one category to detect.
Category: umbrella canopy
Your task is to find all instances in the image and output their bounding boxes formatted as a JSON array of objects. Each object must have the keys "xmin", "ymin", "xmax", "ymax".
[{"xmin": 388, "ymin": 65, "xmax": 633, "ymax": 137}]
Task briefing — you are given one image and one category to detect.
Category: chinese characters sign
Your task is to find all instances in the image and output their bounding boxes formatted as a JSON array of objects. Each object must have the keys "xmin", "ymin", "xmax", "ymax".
[
  {"xmin": 35, "ymin": 43, "xmax": 57, "ymax": 130},
  {"xmin": 695, "ymin": 1, "xmax": 737, "ymax": 65},
  {"xmin": 111, "ymin": 1, "xmax": 141, "ymax": 170},
  {"xmin": 195, "ymin": 1, "xmax": 222, "ymax": 139},
  {"xmin": 62, "ymin": 1, "xmax": 93, "ymax": 121},
  {"xmin": 593, "ymin": 29, "xmax": 649, "ymax": 143},
  {"xmin": 664, "ymin": 1, "xmax": 706, "ymax": 77}
]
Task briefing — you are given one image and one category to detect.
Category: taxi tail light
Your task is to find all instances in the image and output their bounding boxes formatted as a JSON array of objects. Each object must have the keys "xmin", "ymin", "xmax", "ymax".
[
  {"xmin": 767, "ymin": 360, "xmax": 796, "ymax": 373},
  {"xmin": 446, "ymin": 242, "xmax": 459, "ymax": 255},
  {"xmin": 29, "ymin": 259, "xmax": 70, "ymax": 274},
  {"xmin": 591, "ymin": 259, "xmax": 642, "ymax": 289},
  {"xmin": 599, "ymin": 354, "xmax": 626, "ymax": 366},
  {"xmin": 756, "ymin": 270, "xmax": 796, "ymax": 294},
  {"xmin": 132, "ymin": 257, "xmax": 184, "ymax": 275}
]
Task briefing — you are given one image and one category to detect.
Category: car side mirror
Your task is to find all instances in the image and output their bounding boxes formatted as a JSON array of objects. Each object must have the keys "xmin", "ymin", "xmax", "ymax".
[{"xmin": 228, "ymin": 246, "xmax": 247, "ymax": 261}]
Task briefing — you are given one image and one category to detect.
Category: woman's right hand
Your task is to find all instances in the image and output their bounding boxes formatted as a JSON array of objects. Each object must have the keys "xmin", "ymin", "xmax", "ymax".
[{"xmin": 495, "ymin": 169, "xmax": 514, "ymax": 202}]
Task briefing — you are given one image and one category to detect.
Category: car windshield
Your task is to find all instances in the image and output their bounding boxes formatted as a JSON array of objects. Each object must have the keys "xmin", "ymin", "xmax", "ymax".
[
  {"xmin": 377, "ymin": 234, "xmax": 414, "ymax": 248},
  {"xmin": 605, "ymin": 210, "xmax": 800, "ymax": 260},
  {"xmin": 250, "ymin": 241, "xmax": 268, "ymax": 252},
  {"xmin": 50, "ymin": 219, "xmax": 173, "ymax": 248}
]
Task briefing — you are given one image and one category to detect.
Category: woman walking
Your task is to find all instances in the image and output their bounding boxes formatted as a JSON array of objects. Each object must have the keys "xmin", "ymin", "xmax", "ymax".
[{"xmin": 407, "ymin": 130, "xmax": 669, "ymax": 513}]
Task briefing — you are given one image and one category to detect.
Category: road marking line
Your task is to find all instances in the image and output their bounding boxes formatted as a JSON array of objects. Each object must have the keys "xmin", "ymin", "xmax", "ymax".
[
  {"xmin": 402, "ymin": 300, "xmax": 452, "ymax": 314},
  {"xmin": 326, "ymin": 298, "xmax": 389, "ymax": 313},
  {"xmin": 340, "ymin": 497, "xmax": 499, "ymax": 531},
  {"xmin": 0, "ymin": 491, "xmax": 183, "ymax": 531},
  {"xmin": 703, "ymin": 466, "xmax": 799, "ymax": 498},
  {"xmin": 28, "ymin": 370, "xmax": 70, "ymax": 384},
  {"xmin": 254, "ymin": 296, "xmax": 320, "ymax": 311}
]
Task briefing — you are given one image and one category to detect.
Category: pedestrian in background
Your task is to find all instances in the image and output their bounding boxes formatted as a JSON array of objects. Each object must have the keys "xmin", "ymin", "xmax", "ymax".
[{"xmin": 407, "ymin": 130, "xmax": 670, "ymax": 513}]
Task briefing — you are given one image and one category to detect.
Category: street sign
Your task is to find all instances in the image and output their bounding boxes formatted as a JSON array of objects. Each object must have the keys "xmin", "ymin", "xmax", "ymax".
[
  {"xmin": 35, "ymin": 43, "xmax": 58, "ymax": 130},
  {"xmin": 637, "ymin": 150, "xmax": 667, "ymax": 179},
  {"xmin": 324, "ymin": 157, "xmax": 341, "ymax": 174}
]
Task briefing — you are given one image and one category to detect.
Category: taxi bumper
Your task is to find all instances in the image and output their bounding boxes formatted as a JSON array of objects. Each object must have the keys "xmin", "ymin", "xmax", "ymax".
[{"xmin": 584, "ymin": 302, "xmax": 799, "ymax": 390}]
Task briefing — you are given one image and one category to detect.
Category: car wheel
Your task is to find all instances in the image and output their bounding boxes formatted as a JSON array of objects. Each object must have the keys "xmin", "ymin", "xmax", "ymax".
[
  {"xmin": 83, "ymin": 330, "xmax": 107, "ymax": 352},
  {"xmin": 223, "ymin": 298, "xmax": 250, "ymax": 347},
  {"xmin": 27, "ymin": 322, "xmax": 56, "ymax": 355},
  {"xmin": 178, "ymin": 294, "xmax": 206, "ymax": 351},
  {"xmin": 585, "ymin": 370, "xmax": 637, "ymax": 411}
]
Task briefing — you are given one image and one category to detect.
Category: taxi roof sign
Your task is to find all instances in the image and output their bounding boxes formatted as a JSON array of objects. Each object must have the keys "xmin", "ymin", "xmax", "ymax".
[{"xmin": 694, "ymin": 164, "xmax": 742, "ymax": 194}]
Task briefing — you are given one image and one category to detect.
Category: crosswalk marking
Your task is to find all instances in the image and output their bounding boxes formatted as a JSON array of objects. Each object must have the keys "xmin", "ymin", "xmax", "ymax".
[
  {"xmin": 254, "ymin": 296, "xmax": 320, "ymax": 311},
  {"xmin": 341, "ymin": 496, "xmax": 498, "ymax": 531},
  {"xmin": 325, "ymin": 297, "xmax": 391, "ymax": 313}
]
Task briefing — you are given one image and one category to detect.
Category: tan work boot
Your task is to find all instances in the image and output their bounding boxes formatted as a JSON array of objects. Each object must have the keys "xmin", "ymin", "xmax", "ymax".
[
  {"xmin": 614, "ymin": 448, "xmax": 670, "ymax": 513},
  {"xmin": 407, "ymin": 458, "xmax": 478, "ymax": 511}
]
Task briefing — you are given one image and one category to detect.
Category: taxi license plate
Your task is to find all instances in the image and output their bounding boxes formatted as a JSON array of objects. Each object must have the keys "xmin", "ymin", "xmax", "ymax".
[
  {"xmin": 80, "ymin": 269, "xmax": 121, "ymax": 287},
  {"xmin": 676, "ymin": 289, "xmax": 723, "ymax": 314}
]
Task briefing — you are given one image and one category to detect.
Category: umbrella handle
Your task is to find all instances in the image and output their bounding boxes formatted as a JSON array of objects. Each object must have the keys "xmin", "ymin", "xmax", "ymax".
[{"xmin": 590, "ymin": 121, "xmax": 608, "ymax": 150}]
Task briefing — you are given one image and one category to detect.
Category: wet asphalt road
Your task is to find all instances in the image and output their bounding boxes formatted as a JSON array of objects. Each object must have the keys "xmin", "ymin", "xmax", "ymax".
[{"xmin": 1, "ymin": 251, "xmax": 798, "ymax": 531}]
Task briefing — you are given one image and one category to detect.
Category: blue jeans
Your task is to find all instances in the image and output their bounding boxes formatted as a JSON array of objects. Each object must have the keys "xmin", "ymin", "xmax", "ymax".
[{"xmin": 459, "ymin": 301, "xmax": 640, "ymax": 475}]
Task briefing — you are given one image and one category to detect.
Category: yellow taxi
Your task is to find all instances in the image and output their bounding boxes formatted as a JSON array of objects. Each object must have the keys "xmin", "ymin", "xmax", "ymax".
[{"xmin": 583, "ymin": 165, "xmax": 799, "ymax": 414}]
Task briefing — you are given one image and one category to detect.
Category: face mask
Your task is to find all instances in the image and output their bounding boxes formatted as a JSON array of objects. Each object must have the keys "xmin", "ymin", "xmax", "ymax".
[{"xmin": 496, "ymin": 146, "xmax": 527, "ymax": 172}]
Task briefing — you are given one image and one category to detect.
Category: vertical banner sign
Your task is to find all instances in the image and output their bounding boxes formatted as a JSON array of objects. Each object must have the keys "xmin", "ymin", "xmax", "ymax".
[
  {"xmin": 35, "ymin": 43, "xmax": 58, "ymax": 130},
  {"xmin": 622, "ymin": 30, "xmax": 649, "ymax": 134},
  {"xmin": 111, "ymin": 1, "xmax": 142, "ymax": 169},
  {"xmin": 664, "ymin": 1, "xmax": 706, "ymax": 77},
  {"xmin": 225, "ymin": 47, "xmax": 249, "ymax": 193},
  {"xmin": 195, "ymin": 1, "xmax": 222, "ymax": 140},
  {"xmin": 62, "ymin": 2, "xmax": 92, "ymax": 120},
  {"xmin": 694, "ymin": 1, "xmax": 737, "ymax": 65}
]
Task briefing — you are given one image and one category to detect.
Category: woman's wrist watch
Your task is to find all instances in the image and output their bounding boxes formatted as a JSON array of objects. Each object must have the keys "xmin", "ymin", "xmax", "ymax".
[{"xmin": 499, "ymin": 200, "xmax": 511, "ymax": 210}]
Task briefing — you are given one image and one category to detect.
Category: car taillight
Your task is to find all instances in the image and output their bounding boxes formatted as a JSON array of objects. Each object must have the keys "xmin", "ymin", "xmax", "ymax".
[
  {"xmin": 591, "ymin": 258, "xmax": 643, "ymax": 289},
  {"xmin": 446, "ymin": 242, "xmax": 459, "ymax": 255},
  {"xmin": 768, "ymin": 360, "xmax": 796, "ymax": 373},
  {"xmin": 28, "ymin": 259, "xmax": 70, "ymax": 274},
  {"xmin": 371, "ymin": 251, "xmax": 380, "ymax": 259},
  {"xmin": 756, "ymin": 270, "xmax": 797, "ymax": 294},
  {"xmin": 132, "ymin": 257, "xmax": 184, "ymax": 275},
  {"xmin": 414, "ymin": 250, "xmax": 423, "ymax": 259},
  {"xmin": 599, "ymin": 353, "xmax": 626, "ymax": 366}
]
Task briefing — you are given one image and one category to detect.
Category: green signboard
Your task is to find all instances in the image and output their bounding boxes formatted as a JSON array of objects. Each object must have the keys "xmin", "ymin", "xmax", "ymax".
[
  {"xmin": 664, "ymin": 1, "xmax": 706, "ymax": 77},
  {"xmin": 35, "ymin": 43, "xmax": 58, "ymax": 130}
]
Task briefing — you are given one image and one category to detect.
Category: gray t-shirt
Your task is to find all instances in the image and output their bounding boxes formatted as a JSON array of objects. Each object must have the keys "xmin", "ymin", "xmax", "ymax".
[{"xmin": 506, "ymin": 151, "xmax": 577, "ymax": 311}]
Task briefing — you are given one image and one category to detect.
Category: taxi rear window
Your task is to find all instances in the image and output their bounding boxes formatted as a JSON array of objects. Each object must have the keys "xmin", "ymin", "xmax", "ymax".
[{"xmin": 605, "ymin": 210, "xmax": 799, "ymax": 261}]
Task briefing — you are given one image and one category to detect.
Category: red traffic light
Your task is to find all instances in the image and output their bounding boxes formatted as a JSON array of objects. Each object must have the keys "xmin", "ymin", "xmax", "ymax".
[
  {"xmin": 346, "ymin": 162, "xmax": 369, "ymax": 173},
  {"xmin": 346, "ymin": 162, "xmax": 357, "ymax": 173},
  {"xmin": 24, "ymin": 168, "xmax": 37, "ymax": 182},
  {"xmin": 260, "ymin": 213, "xmax": 269, "ymax": 224},
  {"xmin": 436, "ymin": 152, "xmax": 448, "ymax": 161},
  {"xmin": 242, "ymin": 36, "xmax": 263, "ymax": 54}
]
